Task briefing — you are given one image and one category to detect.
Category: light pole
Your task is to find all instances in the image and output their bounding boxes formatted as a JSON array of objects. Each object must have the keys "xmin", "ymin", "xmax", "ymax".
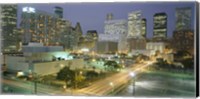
[
  {"xmin": 109, "ymin": 82, "xmax": 114, "ymax": 95},
  {"xmin": 129, "ymin": 72, "xmax": 136, "ymax": 96},
  {"xmin": 30, "ymin": 72, "xmax": 38, "ymax": 94}
]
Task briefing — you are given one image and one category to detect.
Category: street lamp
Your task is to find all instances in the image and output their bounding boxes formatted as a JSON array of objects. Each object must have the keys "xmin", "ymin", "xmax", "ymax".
[
  {"xmin": 129, "ymin": 72, "xmax": 136, "ymax": 96},
  {"xmin": 63, "ymin": 85, "xmax": 67, "ymax": 92},
  {"xmin": 109, "ymin": 82, "xmax": 114, "ymax": 95}
]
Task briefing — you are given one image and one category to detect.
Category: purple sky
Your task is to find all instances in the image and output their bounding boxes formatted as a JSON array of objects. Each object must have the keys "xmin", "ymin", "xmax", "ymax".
[{"xmin": 17, "ymin": 2, "xmax": 195, "ymax": 38}]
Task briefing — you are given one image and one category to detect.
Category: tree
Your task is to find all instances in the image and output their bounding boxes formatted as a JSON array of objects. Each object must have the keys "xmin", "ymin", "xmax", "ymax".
[
  {"xmin": 86, "ymin": 70, "xmax": 99, "ymax": 79},
  {"xmin": 56, "ymin": 66, "xmax": 75, "ymax": 87},
  {"xmin": 104, "ymin": 61, "xmax": 122, "ymax": 71}
]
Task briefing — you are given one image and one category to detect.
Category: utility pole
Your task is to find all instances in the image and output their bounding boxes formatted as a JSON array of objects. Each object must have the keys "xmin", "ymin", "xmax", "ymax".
[
  {"xmin": 34, "ymin": 79, "xmax": 37, "ymax": 94},
  {"xmin": 132, "ymin": 77, "xmax": 135, "ymax": 96}
]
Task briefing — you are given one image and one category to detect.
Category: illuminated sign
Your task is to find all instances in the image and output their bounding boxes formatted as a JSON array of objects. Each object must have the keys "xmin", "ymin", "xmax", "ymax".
[{"xmin": 22, "ymin": 7, "xmax": 36, "ymax": 13}]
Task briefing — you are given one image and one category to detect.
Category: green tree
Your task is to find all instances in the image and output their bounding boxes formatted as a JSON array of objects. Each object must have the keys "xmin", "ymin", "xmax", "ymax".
[
  {"xmin": 56, "ymin": 66, "xmax": 75, "ymax": 87},
  {"xmin": 86, "ymin": 71, "xmax": 98, "ymax": 78},
  {"xmin": 104, "ymin": 60, "xmax": 122, "ymax": 71}
]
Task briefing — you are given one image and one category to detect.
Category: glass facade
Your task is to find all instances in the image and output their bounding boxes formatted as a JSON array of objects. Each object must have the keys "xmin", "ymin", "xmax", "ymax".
[
  {"xmin": 0, "ymin": 5, "xmax": 17, "ymax": 52},
  {"xmin": 175, "ymin": 7, "xmax": 192, "ymax": 30},
  {"xmin": 128, "ymin": 11, "xmax": 142, "ymax": 38},
  {"xmin": 153, "ymin": 13, "xmax": 167, "ymax": 38}
]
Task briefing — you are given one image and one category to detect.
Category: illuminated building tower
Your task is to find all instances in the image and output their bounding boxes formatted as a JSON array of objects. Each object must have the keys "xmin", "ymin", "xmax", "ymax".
[
  {"xmin": 172, "ymin": 29, "xmax": 194, "ymax": 55},
  {"xmin": 141, "ymin": 18, "xmax": 147, "ymax": 38},
  {"xmin": 175, "ymin": 7, "xmax": 192, "ymax": 30},
  {"xmin": 153, "ymin": 12, "xmax": 167, "ymax": 39},
  {"xmin": 104, "ymin": 13, "xmax": 128, "ymax": 52},
  {"xmin": 0, "ymin": 5, "xmax": 17, "ymax": 52},
  {"xmin": 127, "ymin": 11, "xmax": 142, "ymax": 38},
  {"xmin": 127, "ymin": 11, "xmax": 146, "ymax": 52},
  {"xmin": 172, "ymin": 7, "xmax": 193, "ymax": 55},
  {"xmin": 20, "ymin": 7, "xmax": 61, "ymax": 45},
  {"xmin": 86, "ymin": 30, "xmax": 98, "ymax": 41},
  {"xmin": 104, "ymin": 19, "xmax": 127, "ymax": 35},
  {"xmin": 54, "ymin": 6, "xmax": 63, "ymax": 18},
  {"xmin": 74, "ymin": 22, "xmax": 83, "ymax": 38}
]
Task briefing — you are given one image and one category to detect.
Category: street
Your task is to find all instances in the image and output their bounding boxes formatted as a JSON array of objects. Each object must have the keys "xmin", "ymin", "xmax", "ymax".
[{"xmin": 2, "ymin": 61, "xmax": 153, "ymax": 96}]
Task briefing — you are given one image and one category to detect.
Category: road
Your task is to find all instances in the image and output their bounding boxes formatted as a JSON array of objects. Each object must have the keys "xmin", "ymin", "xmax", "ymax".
[
  {"xmin": 2, "ymin": 78, "xmax": 73, "ymax": 95},
  {"xmin": 117, "ymin": 75, "xmax": 195, "ymax": 97},
  {"xmin": 77, "ymin": 61, "xmax": 154, "ymax": 96},
  {"xmin": 1, "ymin": 61, "xmax": 154, "ymax": 96}
]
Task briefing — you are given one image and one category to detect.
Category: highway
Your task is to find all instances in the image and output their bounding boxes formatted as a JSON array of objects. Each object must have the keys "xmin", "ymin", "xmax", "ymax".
[
  {"xmin": 1, "ymin": 61, "xmax": 154, "ymax": 96},
  {"xmin": 77, "ymin": 61, "xmax": 154, "ymax": 96},
  {"xmin": 2, "ymin": 78, "xmax": 72, "ymax": 95}
]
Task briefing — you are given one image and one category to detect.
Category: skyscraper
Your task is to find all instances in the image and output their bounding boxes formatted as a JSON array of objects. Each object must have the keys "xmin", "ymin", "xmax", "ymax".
[
  {"xmin": 172, "ymin": 29, "xmax": 194, "ymax": 55},
  {"xmin": 153, "ymin": 12, "xmax": 167, "ymax": 39},
  {"xmin": 127, "ymin": 11, "xmax": 146, "ymax": 52},
  {"xmin": 0, "ymin": 5, "xmax": 18, "ymax": 52},
  {"xmin": 175, "ymin": 7, "xmax": 192, "ymax": 30},
  {"xmin": 141, "ymin": 18, "xmax": 147, "ymax": 38},
  {"xmin": 86, "ymin": 30, "xmax": 98, "ymax": 41},
  {"xmin": 54, "ymin": 6, "xmax": 63, "ymax": 18},
  {"xmin": 127, "ymin": 11, "xmax": 142, "ymax": 38},
  {"xmin": 104, "ymin": 19, "xmax": 127, "ymax": 35},
  {"xmin": 20, "ymin": 7, "xmax": 60, "ymax": 45},
  {"xmin": 172, "ymin": 7, "xmax": 193, "ymax": 55}
]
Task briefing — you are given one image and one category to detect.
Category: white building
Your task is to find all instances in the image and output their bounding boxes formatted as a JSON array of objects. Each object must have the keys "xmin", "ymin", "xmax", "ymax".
[
  {"xmin": 98, "ymin": 34, "xmax": 120, "ymax": 42},
  {"xmin": 5, "ymin": 55, "xmax": 84, "ymax": 76},
  {"xmin": 104, "ymin": 19, "xmax": 127, "ymax": 35},
  {"xmin": 146, "ymin": 42, "xmax": 167, "ymax": 55},
  {"xmin": 5, "ymin": 42, "xmax": 84, "ymax": 76},
  {"xmin": 128, "ymin": 11, "xmax": 142, "ymax": 38},
  {"xmin": 131, "ymin": 49, "xmax": 153, "ymax": 56},
  {"xmin": 22, "ymin": 42, "xmax": 64, "ymax": 53},
  {"xmin": 101, "ymin": 15, "xmax": 128, "ymax": 52}
]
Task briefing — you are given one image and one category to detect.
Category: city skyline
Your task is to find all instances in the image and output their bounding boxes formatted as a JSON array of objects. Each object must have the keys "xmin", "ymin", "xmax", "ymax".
[
  {"xmin": 1, "ymin": 3, "xmax": 196, "ymax": 97},
  {"xmin": 17, "ymin": 2, "xmax": 195, "ymax": 38}
]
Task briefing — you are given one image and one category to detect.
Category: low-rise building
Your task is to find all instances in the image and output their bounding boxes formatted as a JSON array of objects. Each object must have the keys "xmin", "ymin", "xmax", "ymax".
[
  {"xmin": 5, "ymin": 55, "xmax": 84, "ymax": 76},
  {"xmin": 95, "ymin": 41, "xmax": 118, "ymax": 54},
  {"xmin": 5, "ymin": 42, "xmax": 84, "ymax": 76},
  {"xmin": 146, "ymin": 42, "xmax": 168, "ymax": 55}
]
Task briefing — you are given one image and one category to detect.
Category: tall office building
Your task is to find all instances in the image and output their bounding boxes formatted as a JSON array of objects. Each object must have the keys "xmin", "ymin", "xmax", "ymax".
[
  {"xmin": 174, "ymin": 7, "xmax": 193, "ymax": 32},
  {"xmin": 172, "ymin": 29, "xmax": 194, "ymax": 55},
  {"xmin": 20, "ymin": 7, "xmax": 79, "ymax": 50},
  {"xmin": 127, "ymin": 11, "xmax": 146, "ymax": 52},
  {"xmin": 127, "ymin": 11, "xmax": 142, "ymax": 38},
  {"xmin": 103, "ymin": 13, "xmax": 128, "ymax": 52},
  {"xmin": 0, "ymin": 5, "xmax": 18, "ymax": 52},
  {"xmin": 104, "ymin": 19, "xmax": 127, "ymax": 35},
  {"xmin": 153, "ymin": 12, "xmax": 167, "ymax": 39},
  {"xmin": 54, "ymin": 6, "xmax": 63, "ymax": 18},
  {"xmin": 175, "ymin": 7, "xmax": 192, "ymax": 30},
  {"xmin": 141, "ymin": 18, "xmax": 147, "ymax": 38},
  {"xmin": 86, "ymin": 30, "xmax": 98, "ymax": 41},
  {"xmin": 20, "ymin": 7, "xmax": 62, "ymax": 45},
  {"xmin": 74, "ymin": 22, "xmax": 83, "ymax": 38}
]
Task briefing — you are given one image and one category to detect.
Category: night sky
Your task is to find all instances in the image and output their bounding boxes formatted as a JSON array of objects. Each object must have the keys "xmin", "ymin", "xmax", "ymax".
[{"xmin": 17, "ymin": 2, "xmax": 195, "ymax": 38}]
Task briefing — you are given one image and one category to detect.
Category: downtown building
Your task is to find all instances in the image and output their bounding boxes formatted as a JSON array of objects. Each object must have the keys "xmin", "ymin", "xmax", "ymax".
[
  {"xmin": 153, "ymin": 12, "xmax": 167, "ymax": 41},
  {"xmin": 20, "ymin": 7, "xmax": 82, "ymax": 51},
  {"xmin": 85, "ymin": 30, "xmax": 98, "ymax": 41},
  {"xmin": 0, "ymin": 5, "xmax": 18, "ymax": 52},
  {"xmin": 141, "ymin": 18, "xmax": 147, "ymax": 38},
  {"xmin": 5, "ymin": 42, "xmax": 84, "ymax": 76},
  {"xmin": 172, "ymin": 7, "xmax": 194, "ymax": 55},
  {"xmin": 20, "ymin": 7, "xmax": 62, "ymax": 45},
  {"xmin": 77, "ymin": 30, "xmax": 98, "ymax": 51},
  {"xmin": 96, "ymin": 13, "xmax": 128, "ymax": 53},
  {"xmin": 127, "ymin": 11, "xmax": 146, "ymax": 53}
]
